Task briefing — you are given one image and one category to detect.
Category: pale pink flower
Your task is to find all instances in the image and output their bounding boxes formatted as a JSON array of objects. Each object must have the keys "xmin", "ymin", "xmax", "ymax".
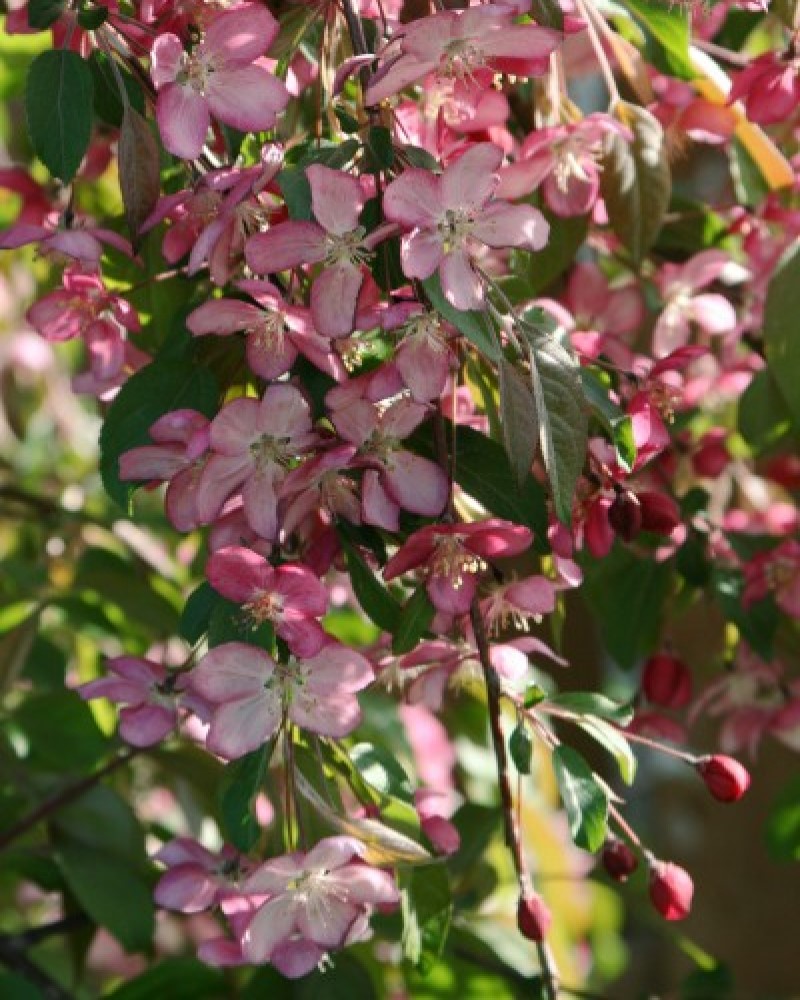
[
  {"xmin": 383, "ymin": 143, "xmax": 549, "ymax": 310},
  {"xmin": 383, "ymin": 308, "xmax": 454, "ymax": 402},
  {"xmin": 26, "ymin": 268, "xmax": 139, "ymax": 344},
  {"xmin": 480, "ymin": 575, "xmax": 557, "ymax": 635},
  {"xmin": 383, "ymin": 519, "xmax": 533, "ymax": 615},
  {"xmin": 242, "ymin": 837, "xmax": 399, "ymax": 974},
  {"xmin": 365, "ymin": 6, "xmax": 560, "ymax": 105},
  {"xmin": 152, "ymin": 5, "xmax": 289, "ymax": 160},
  {"xmin": 190, "ymin": 641, "xmax": 373, "ymax": 759},
  {"xmin": 652, "ymin": 251, "xmax": 737, "ymax": 357},
  {"xmin": 0, "ymin": 213, "xmax": 133, "ymax": 269},
  {"xmin": 195, "ymin": 383, "xmax": 316, "ymax": 540},
  {"xmin": 206, "ymin": 546, "xmax": 328, "ymax": 657},
  {"xmin": 154, "ymin": 838, "xmax": 241, "ymax": 914},
  {"xmin": 187, "ymin": 279, "xmax": 340, "ymax": 381},
  {"xmin": 77, "ymin": 656, "xmax": 183, "ymax": 746},
  {"xmin": 245, "ymin": 165, "xmax": 393, "ymax": 338},
  {"xmin": 279, "ymin": 443, "xmax": 361, "ymax": 535},
  {"xmin": 119, "ymin": 409, "xmax": 210, "ymax": 532}
]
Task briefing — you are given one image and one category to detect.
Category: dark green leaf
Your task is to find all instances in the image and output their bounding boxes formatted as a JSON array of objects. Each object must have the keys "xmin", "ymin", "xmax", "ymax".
[
  {"xmin": 509, "ymin": 722, "xmax": 533, "ymax": 774},
  {"xmin": 622, "ymin": 0, "xmax": 693, "ymax": 80},
  {"xmin": 340, "ymin": 535, "xmax": 401, "ymax": 633},
  {"xmin": 400, "ymin": 865, "xmax": 453, "ymax": 972},
  {"xmin": 581, "ymin": 368, "xmax": 637, "ymax": 471},
  {"xmin": 180, "ymin": 582, "xmax": 219, "ymax": 644},
  {"xmin": 711, "ymin": 566, "xmax": 778, "ymax": 661},
  {"xmin": 99, "ymin": 358, "xmax": 219, "ymax": 508},
  {"xmin": 730, "ymin": 136, "xmax": 770, "ymax": 208},
  {"xmin": 27, "ymin": 0, "xmax": 66, "ymax": 29},
  {"xmin": 25, "ymin": 51, "xmax": 93, "ymax": 183},
  {"xmin": 219, "ymin": 745, "xmax": 270, "ymax": 851},
  {"xmin": 764, "ymin": 239, "xmax": 800, "ymax": 433},
  {"xmin": 208, "ymin": 598, "xmax": 273, "ymax": 649},
  {"xmin": 519, "ymin": 211, "xmax": 587, "ymax": 295},
  {"xmin": 365, "ymin": 125, "xmax": 395, "ymax": 170},
  {"xmin": 77, "ymin": 4, "xmax": 108, "ymax": 29},
  {"xmin": 15, "ymin": 692, "xmax": 109, "ymax": 772},
  {"xmin": 548, "ymin": 692, "xmax": 634, "ymax": 725},
  {"xmin": 738, "ymin": 369, "xmax": 794, "ymax": 451},
  {"xmin": 88, "ymin": 51, "xmax": 145, "ymax": 127},
  {"xmin": 278, "ymin": 167, "xmax": 313, "ymax": 221},
  {"xmin": 53, "ymin": 785, "xmax": 146, "ymax": 864},
  {"xmin": 392, "ymin": 583, "xmax": 435, "ymax": 655},
  {"xmin": 498, "ymin": 356, "xmax": 539, "ymax": 487},
  {"xmin": 552, "ymin": 745, "xmax": 608, "ymax": 852},
  {"xmin": 680, "ymin": 964, "xmax": 734, "ymax": 1000},
  {"xmin": 529, "ymin": 0, "xmax": 564, "ymax": 30},
  {"xmin": 0, "ymin": 974, "xmax": 43, "ymax": 1000},
  {"xmin": 765, "ymin": 775, "xmax": 800, "ymax": 862},
  {"xmin": 349, "ymin": 742, "xmax": 414, "ymax": 801},
  {"xmin": 575, "ymin": 716, "xmax": 636, "ymax": 784},
  {"xmin": 119, "ymin": 107, "xmax": 161, "ymax": 249},
  {"xmin": 422, "ymin": 275, "xmax": 500, "ymax": 361},
  {"xmin": 106, "ymin": 959, "xmax": 225, "ymax": 1000},
  {"xmin": 600, "ymin": 102, "xmax": 671, "ymax": 263},
  {"xmin": 295, "ymin": 955, "xmax": 377, "ymax": 1000}
]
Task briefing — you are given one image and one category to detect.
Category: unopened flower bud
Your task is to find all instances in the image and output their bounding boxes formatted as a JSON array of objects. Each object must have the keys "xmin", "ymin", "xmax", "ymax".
[
  {"xmin": 648, "ymin": 859, "xmax": 693, "ymax": 921},
  {"xmin": 601, "ymin": 837, "xmax": 639, "ymax": 882},
  {"xmin": 608, "ymin": 489, "xmax": 642, "ymax": 542},
  {"xmin": 695, "ymin": 754, "xmax": 751, "ymax": 803},
  {"xmin": 517, "ymin": 892, "xmax": 552, "ymax": 941},
  {"xmin": 638, "ymin": 490, "xmax": 680, "ymax": 535},
  {"xmin": 642, "ymin": 653, "xmax": 692, "ymax": 708},
  {"xmin": 691, "ymin": 429, "xmax": 730, "ymax": 478}
]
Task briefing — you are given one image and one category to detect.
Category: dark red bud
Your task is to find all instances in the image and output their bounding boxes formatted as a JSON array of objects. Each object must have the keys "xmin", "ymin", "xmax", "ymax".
[
  {"xmin": 517, "ymin": 892, "xmax": 552, "ymax": 942},
  {"xmin": 691, "ymin": 429, "xmax": 730, "ymax": 478},
  {"xmin": 638, "ymin": 490, "xmax": 681, "ymax": 535},
  {"xmin": 648, "ymin": 859, "xmax": 694, "ymax": 921},
  {"xmin": 608, "ymin": 489, "xmax": 643, "ymax": 542},
  {"xmin": 642, "ymin": 653, "xmax": 693, "ymax": 708},
  {"xmin": 601, "ymin": 837, "xmax": 639, "ymax": 882},
  {"xmin": 695, "ymin": 754, "xmax": 751, "ymax": 803}
]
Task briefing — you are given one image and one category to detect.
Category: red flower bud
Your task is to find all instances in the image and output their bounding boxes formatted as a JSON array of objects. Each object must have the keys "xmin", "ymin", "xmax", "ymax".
[
  {"xmin": 608, "ymin": 489, "xmax": 643, "ymax": 542},
  {"xmin": 691, "ymin": 429, "xmax": 730, "ymax": 478},
  {"xmin": 638, "ymin": 490, "xmax": 680, "ymax": 535},
  {"xmin": 517, "ymin": 892, "xmax": 552, "ymax": 941},
  {"xmin": 695, "ymin": 754, "xmax": 751, "ymax": 803},
  {"xmin": 601, "ymin": 837, "xmax": 639, "ymax": 882},
  {"xmin": 641, "ymin": 653, "xmax": 693, "ymax": 708},
  {"xmin": 648, "ymin": 860, "xmax": 694, "ymax": 921}
]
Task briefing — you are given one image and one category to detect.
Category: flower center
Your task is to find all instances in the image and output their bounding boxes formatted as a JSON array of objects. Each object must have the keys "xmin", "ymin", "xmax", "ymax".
[
  {"xmin": 243, "ymin": 588, "xmax": 283, "ymax": 625},
  {"xmin": 250, "ymin": 312, "xmax": 287, "ymax": 353},
  {"xmin": 431, "ymin": 534, "xmax": 484, "ymax": 587},
  {"xmin": 324, "ymin": 227, "xmax": 371, "ymax": 268},
  {"xmin": 438, "ymin": 209, "xmax": 474, "ymax": 252},
  {"xmin": 249, "ymin": 434, "xmax": 292, "ymax": 470}
]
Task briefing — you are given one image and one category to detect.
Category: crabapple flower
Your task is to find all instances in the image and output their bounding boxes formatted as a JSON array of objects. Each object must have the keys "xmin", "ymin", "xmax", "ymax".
[
  {"xmin": 241, "ymin": 837, "xmax": 399, "ymax": 974},
  {"xmin": 119, "ymin": 409, "xmax": 210, "ymax": 532},
  {"xmin": 195, "ymin": 383, "xmax": 316, "ymax": 540},
  {"xmin": 383, "ymin": 143, "xmax": 549, "ymax": 310},
  {"xmin": 384, "ymin": 308, "xmax": 454, "ymax": 403},
  {"xmin": 279, "ymin": 443, "xmax": 361, "ymax": 535},
  {"xmin": 652, "ymin": 250, "xmax": 737, "ymax": 357},
  {"xmin": 648, "ymin": 859, "xmax": 694, "ymax": 921},
  {"xmin": 78, "ymin": 656, "xmax": 183, "ymax": 747},
  {"xmin": 190, "ymin": 641, "xmax": 373, "ymax": 759},
  {"xmin": 480, "ymin": 575, "xmax": 557, "ymax": 635},
  {"xmin": 26, "ymin": 268, "xmax": 139, "ymax": 344},
  {"xmin": 187, "ymin": 280, "xmax": 341, "ymax": 381},
  {"xmin": 206, "ymin": 545, "xmax": 328, "ymax": 657},
  {"xmin": 154, "ymin": 838, "xmax": 241, "ymax": 913},
  {"xmin": 743, "ymin": 540, "xmax": 800, "ymax": 619},
  {"xmin": 0, "ymin": 214, "xmax": 132, "ymax": 269},
  {"xmin": 364, "ymin": 6, "xmax": 561, "ymax": 106},
  {"xmin": 729, "ymin": 53, "xmax": 800, "ymax": 126},
  {"xmin": 152, "ymin": 4, "xmax": 289, "ymax": 160},
  {"xmin": 383, "ymin": 519, "xmax": 533, "ymax": 615},
  {"xmin": 245, "ymin": 165, "xmax": 393, "ymax": 339}
]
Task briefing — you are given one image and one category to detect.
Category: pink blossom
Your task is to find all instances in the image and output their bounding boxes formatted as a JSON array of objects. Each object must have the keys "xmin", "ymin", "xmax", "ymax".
[
  {"xmin": 743, "ymin": 540, "xmax": 800, "ymax": 619},
  {"xmin": 383, "ymin": 143, "xmax": 549, "ymax": 310},
  {"xmin": 26, "ymin": 268, "xmax": 139, "ymax": 344},
  {"xmin": 279, "ymin": 443, "xmax": 361, "ymax": 535},
  {"xmin": 365, "ymin": 7, "xmax": 560, "ymax": 106},
  {"xmin": 119, "ymin": 410, "xmax": 210, "ymax": 532},
  {"xmin": 384, "ymin": 519, "xmax": 533, "ymax": 615},
  {"xmin": 241, "ymin": 837, "xmax": 399, "ymax": 973},
  {"xmin": 152, "ymin": 5, "xmax": 289, "ymax": 160},
  {"xmin": 652, "ymin": 251, "xmax": 737, "ymax": 357},
  {"xmin": 0, "ymin": 213, "xmax": 133, "ymax": 270},
  {"xmin": 480, "ymin": 575, "xmax": 557, "ymax": 634},
  {"xmin": 195, "ymin": 383, "xmax": 316, "ymax": 540},
  {"xmin": 206, "ymin": 546, "xmax": 328, "ymax": 657},
  {"xmin": 187, "ymin": 279, "xmax": 341, "ymax": 381},
  {"xmin": 77, "ymin": 656, "xmax": 183, "ymax": 746},
  {"xmin": 245, "ymin": 165, "xmax": 392, "ymax": 338},
  {"xmin": 384, "ymin": 308, "xmax": 454, "ymax": 402},
  {"xmin": 729, "ymin": 53, "xmax": 800, "ymax": 126},
  {"xmin": 190, "ymin": 641, "xmax": 373, "ymax": 759},
  {"xmin": 154, "ymin": 838, "xmax": 241, "ymax": 913}
]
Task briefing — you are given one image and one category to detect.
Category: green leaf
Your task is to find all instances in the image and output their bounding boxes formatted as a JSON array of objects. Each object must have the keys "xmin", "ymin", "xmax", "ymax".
[
  {"xmin": 764, "ymin": 239, "xmax": 800, "ymax": 433},
  {"xmin": 528, "ymin": 0, "xmax": 564, "ymax": 31},
  {"xmin": 87, "ymin": 51, "xmax": 145, "ymax": 128},
  {"xmin": 730, "ymin": 136, "xmax": 770, "ymax": 208},
  {"xmin": 509, "ymin": 722, "xmax": 533, "ymax": 774},
  {"xmin": 99, "ymin": 358, "xmax": 219, "ymax": 508},
  {"xmin": 25, "ymin": 51, "xmax": 93, "ymax": 183},
  {"xmin": 711, "ymin": 566, "xmax": 778, "ymax": 661},
  {"xmin": 738, "ymin": 369, "xmax": 794, "ymax": 451},
  {"xmin": 392, "ymin": 583, "xmax": 435, "ymax": 655},
  {"xmin": 219, "ymin": 745, "xmax": 270, "ymax": 851},
  {"xmin": 400, "ymin": 865, "xmax": 453, "ymax": 972},
  {"xmin": 119, "ymin": 107, "xmax": 161, "ymax": 249},
  {"xmin": 548, "ymin": 691, "xmax": 634, "ymax": 725},
  {"xmin": 576, "ymin": 716, "xmax": 637, "ymax": 785},
  {"xmin": 622, "ymin": 0, "xmax": 693, "ymax": 80},
  {"xmin": 53, "ymin": 785, "xmax": 146, "ymax": 864},
  {"xmin": 365, "ymin": 125, "xmax": 394, "ymax": 170},
  {"xmin": 340, "ymin": 534, "xmax": 401, "ymax": 632},
  {"xmin": 77, "ymin": 4, "xmax": 108, "ymax": 28},
  {"xmin": 518, "ymin": 211, "xmax": 587, "ymax": 296},
  {"xmin": 27, "ymin": 0, "xmax": 66, "ymax": 29},
  {"xmin": 349, "ymin": 742, "xmax": 414, "ymax": 801},
  {"xmin": 521, "ymin": 324, "xmax": 587, "ymax": 524},
  {"xmin": 680, "ymin": 964, "xmax": 734, "ymax": 1000},
  {"xmin": 15, "ymin": 692, "xmax": 109, "ymax": 772},
  {"xmin": 0, "ymin": 974, "xmax": 43, "ymax": 1000},
  {"xmin": 600, "ymin": 101, "xmax": 671, "ymax": 264},
  {"xmin": 765, "ymin": 775, "xmax": 800, "ymax": 862},
  {"xmin": 0, "ymin": 601, "xmax": 37, "ymax": 636},
  {"xmin": 278, "ymin": 167, "xmax": 313, "ymax": 221},
  {"xmin": 55, "ymin": 839, "xmax": 154, "ymax": 952},
  {"xmin": 582, "ymin": 545, "xmax": 672, "ymax": 669},
  {"xmin": 208, "ymin": 597, "xmax": 273, "ymax": 649},
  {"xmin": 552, "ymin": 745, "xmax": 609, "ymax": 852},
  {"xmin": 106, "ymin": 959, "xmax": 225, "ymax": 1000},
  {"xmin": 581, "ymin": 368, "xmax": 637, "ymax": 472},
  {"xmin": 295, "ymin": 955, "xmax": 377, "ymax": 1000},
  {"xmin": 498, "ymin": 356, "xmax": 539, "ymax": 487},
  {"xmin": 422, "ymin": 274, "xmax": 500, "ymax": 361},
  {"xmin": 180, "ymin": 582, "xmax": 219, "ymax": 644}
]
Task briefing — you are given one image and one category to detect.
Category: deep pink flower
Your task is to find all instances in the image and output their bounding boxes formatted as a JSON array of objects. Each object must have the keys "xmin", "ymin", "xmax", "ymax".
[
  {"xmin": 241, "ymin": 837, "xmax": 399, "ymax": 972},
  {"xmin": 26, "ymin": 268, "xmax": 139, "ymax": 344},
  {"xmin": 383, "ymin": 143, "xmax": 549, "ymax": 310},
  {"xmin": 206, "ymin": 546, "xmax": 328, "ymax": 657},
  {"xmin": 245, "ymin": 165, "xmax": 392, "ymax": 338},
  {"xmin": 695, "ymin": 754, "xmax": 751, "ymax": 803},
  {"xmin": 743, "ymin": 540, "xmax": 800, "ymax": 619},
  {"xmin": 154, "ymin": 838, "xmax": 241, "ymax": 913},
  {"xmin": 187, "ymin": 279, "xmax": 340, "ymax": 381},
  {"xmin": 384, "ymin": 519, "xmax": 533, "ymax": 615},
  {"xmin": 641, "ymin": 653, "xmax": 693, "ymax": 709},
  {"xmin": 729, "ymin": 52, "xmax": 800, "ymax": 126},
  {"xmin": 279, "ymin": 443, "xmax": 361, "ymax": 535},
  {"xmin": 0, "ymin": 214, "xmax": 133, "ymax": 269},
  {"xmin": 77, "ymin": 656, "xmax": 182, "ymax": 746},
  {"xmin": 195, "ymin": 383, "xmax": 316, "ymax": 540},
  {"xmin": 365, "ymin": 7, "xmax": 560, "ymax": 105},
  {"xmin": 152, "ymin": 5, "xmax": 289, "ymax": 160},
  {"xmin": 190, "ymin": 641, "xmax": 373, "ymax": 759}
]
